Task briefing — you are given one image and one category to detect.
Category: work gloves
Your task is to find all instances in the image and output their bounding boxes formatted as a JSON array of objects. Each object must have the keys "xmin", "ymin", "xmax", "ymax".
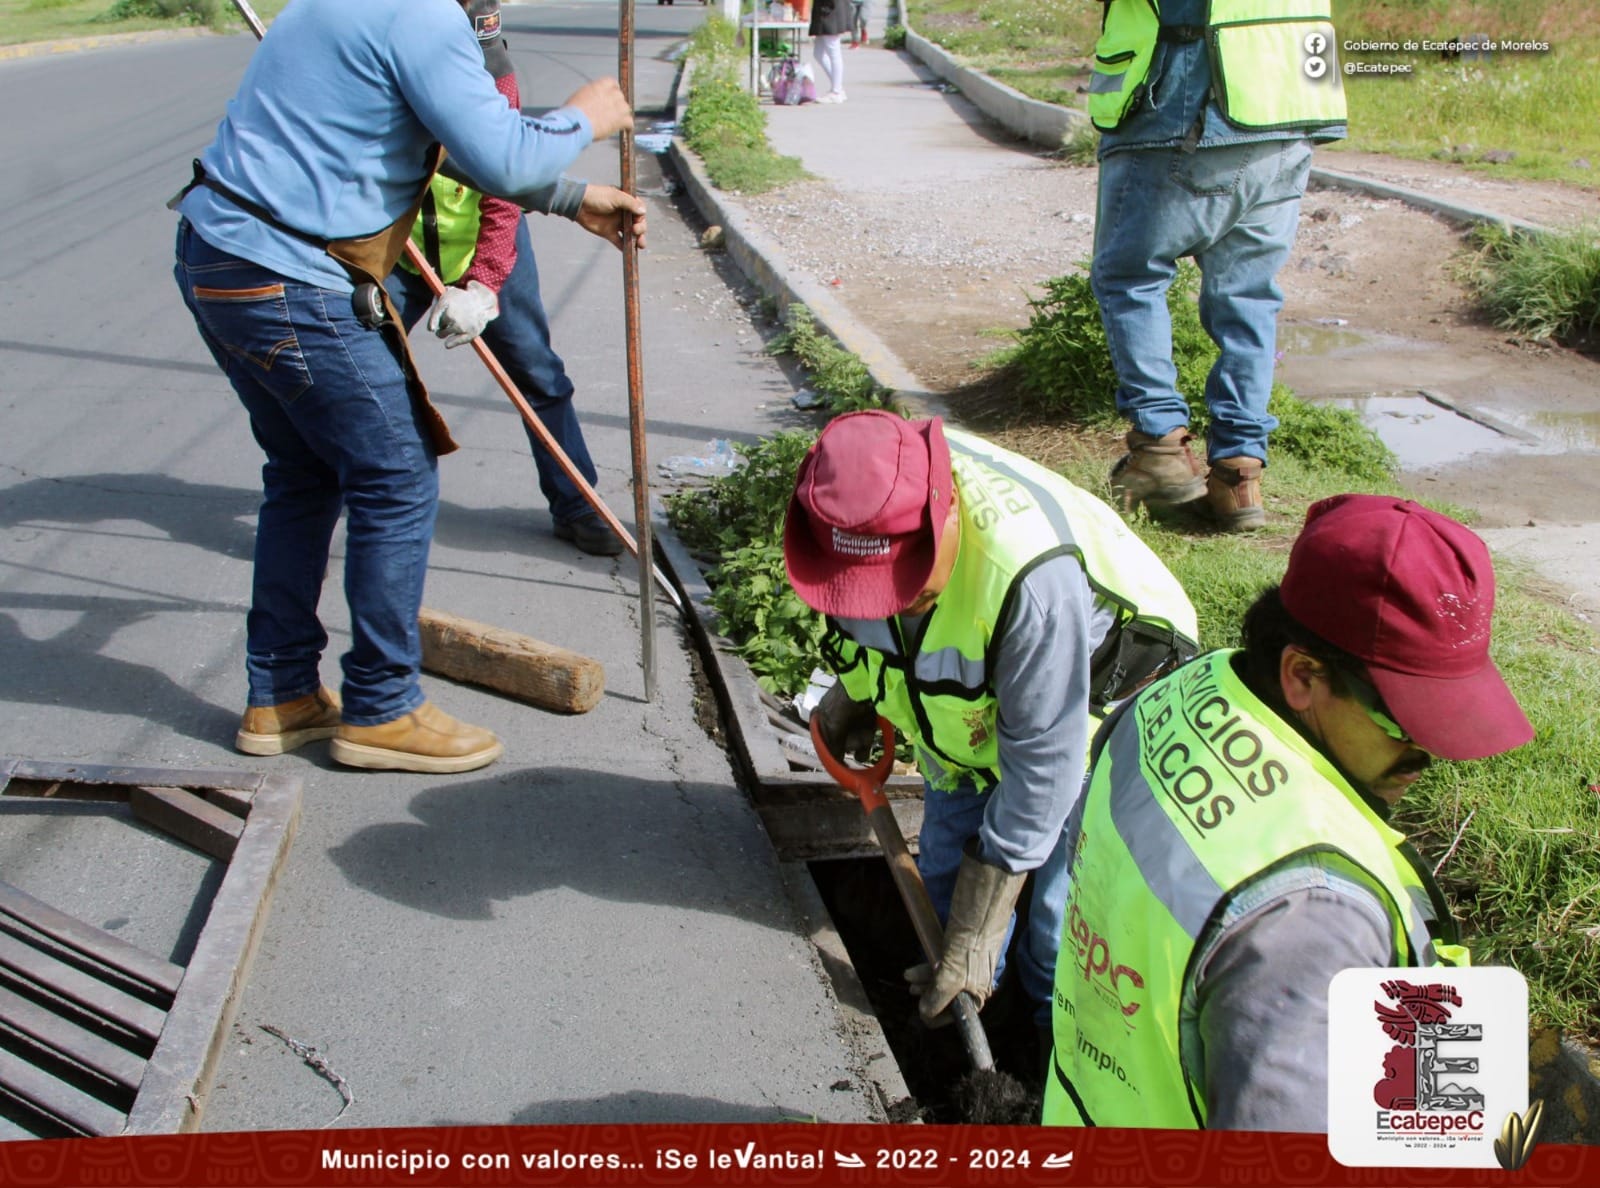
[
  {"xmin": 906, "ymin": 850, "xmax": 1026, "ymax": 1027},
  {"xmin": 812, "ymin": 681, "xmax": 878, "ymax": 764},
  {"xmin": 427, "ymin": 280, "xmax": 499, "ymax": 349}
]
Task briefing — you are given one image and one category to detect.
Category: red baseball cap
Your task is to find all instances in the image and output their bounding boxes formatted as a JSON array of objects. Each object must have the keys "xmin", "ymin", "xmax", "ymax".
[
  {"xmin": 783, "ymin": 412, "xmax": 954, "ymax": 619},
  {"xmin": 1280, "ymin": 494, "xmax": 1533, "ymax": 761}
]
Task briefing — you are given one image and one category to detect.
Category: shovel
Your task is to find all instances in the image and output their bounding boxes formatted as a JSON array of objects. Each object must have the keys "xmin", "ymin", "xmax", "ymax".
[{"xmin": 810, "ymin": 715, "xmax": 996, "ymax": 1073}]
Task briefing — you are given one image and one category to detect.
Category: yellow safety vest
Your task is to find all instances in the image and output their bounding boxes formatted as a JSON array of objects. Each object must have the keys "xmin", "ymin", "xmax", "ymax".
[
  {"xmin": 1089, "ymin": 0, "xmax": 1347, "ymax": 132},
  {"xmin": 399, "ymin": 176, "xmax": 484, "ymax": 286},
  {"xmin": 824, "ymin": 431, "xmax": 1198, "ymax": 791},
  {"xmin": 1042, "ymin": 650, "xmax": 1469, "ymax": 1128}
]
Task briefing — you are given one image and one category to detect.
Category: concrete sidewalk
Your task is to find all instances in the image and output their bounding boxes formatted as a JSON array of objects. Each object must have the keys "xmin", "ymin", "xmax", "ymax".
[
  {"xmin": 0, "ymin": 6, "xmax": 901, "ymax": 1137},
  {"xmin": 674, "ymin": 34, "xmax": 1600, "ymax": 619}
]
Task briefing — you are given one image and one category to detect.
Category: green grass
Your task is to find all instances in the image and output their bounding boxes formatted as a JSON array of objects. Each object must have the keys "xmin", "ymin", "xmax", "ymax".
[
  {"xmin": 672, "ymin": 260, "xmax": 1600, "ymax": 1046},
  {"xmin": 1459, "ymin": 222, "xmax": 1600, "ymax": 346},
  {"xmin": 1029, "ymin": 423, "xmax": 1600, "ymax": 1042},
  {"xmin": 905, "ymin": 0, "xmax": 1098, "ymax": 105},
  {"xmin": 768, "ymin": 304, "xmax": 898, "ymax": 413},
  {"xmin": 904, "ymin": 0, "xmax": 1600, "ymax": 189},
  {"xmin": 0, "ymin": 0, "xmax": 287, "ymax": 43},
  {"xmin": 1328, "ymin": 1, "xmax": 1600, "ymax": 185},
  {"xmin": 681, "ymin": 15, "xmax": 808, "ymax": 194}
]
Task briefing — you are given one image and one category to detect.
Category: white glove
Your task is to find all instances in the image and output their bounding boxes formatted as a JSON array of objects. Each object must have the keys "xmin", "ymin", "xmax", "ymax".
[{"xmin": 426, "ymin": 280, "xmax": 499, "ymax": 349}]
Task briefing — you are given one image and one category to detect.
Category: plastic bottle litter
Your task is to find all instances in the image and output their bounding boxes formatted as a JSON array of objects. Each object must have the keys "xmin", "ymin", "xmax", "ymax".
[
  {"xmin": 658, "ymin": 438, "xmax": 743, "ymax": 480},
  {"xmin": 791, "ymin": 387, "xmax": 824, "ymax": 409}
]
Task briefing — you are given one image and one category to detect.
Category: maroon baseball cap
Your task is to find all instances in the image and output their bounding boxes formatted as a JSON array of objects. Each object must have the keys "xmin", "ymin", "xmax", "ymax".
[
  {"xmin": 1280, "ymin": 494, "xmax": 1533, "ymax": 761},
  {"xmin": 784, "ymin": 412, "xmax": 954, "ymax": 619}
]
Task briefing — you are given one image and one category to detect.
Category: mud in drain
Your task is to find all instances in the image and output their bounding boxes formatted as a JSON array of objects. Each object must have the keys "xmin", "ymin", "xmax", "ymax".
[{"xmin": 808, "ymin": 857, "xmax": 1045, "ymax": 1125}]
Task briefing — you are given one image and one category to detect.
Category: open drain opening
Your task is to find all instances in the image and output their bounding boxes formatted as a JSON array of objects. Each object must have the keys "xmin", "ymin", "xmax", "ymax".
[{"xmin": 807, "ymin": 856, "xmax": 1045, "ymax": 1124}]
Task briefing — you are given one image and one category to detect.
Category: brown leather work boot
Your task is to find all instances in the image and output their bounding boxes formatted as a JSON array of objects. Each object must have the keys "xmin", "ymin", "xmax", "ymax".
[
  {"xmin": 1108, "ymin": 428, "xmax": 1207, "ymax": 513},
  {"xmin": 1205, "ymin": 456, "xmax": 1266, "ymax": 532},
  {"xmin": 329, "ymin": 701, "xmax": 503, "ymax": 774},
  {"xmin": 235, "ymin": 687, "xmax": 342, "ymax": 756}
]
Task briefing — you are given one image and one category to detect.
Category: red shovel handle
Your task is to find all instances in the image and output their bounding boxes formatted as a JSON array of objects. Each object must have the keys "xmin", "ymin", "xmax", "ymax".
[
  {"xmin": 810, "ymin": 711, "xmax": 998, "ymax": 1072},
  {"xmin": 809, "ymin": 715, "xmax": 896, "ymax": 812}
]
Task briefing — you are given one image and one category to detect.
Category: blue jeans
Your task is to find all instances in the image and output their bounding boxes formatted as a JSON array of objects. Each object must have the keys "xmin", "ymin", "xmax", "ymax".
[
  {"xmin": 919, "ymin": 778, "xmax": 1073, "ymax": 1027},
  {"xmin": 174, "ymin": 221, "xmax": 436, "ymax": 725},
  {"xmin": 386, "ymin": 217, "xmax": 600, "ymax": 525},
  {"xmin": 1091, "ymin": 138, "xmax": 1313, "ymax": 464}
]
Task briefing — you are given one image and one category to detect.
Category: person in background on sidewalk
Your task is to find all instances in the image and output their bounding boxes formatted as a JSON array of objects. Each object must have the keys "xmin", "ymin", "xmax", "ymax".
[
  {"xmin": 850, "ymin": 0, "xmax": 871, "ymax": 47},
  {"xmin": 1044, "ymin": 496, "xmax": 1533, "ymax": 1129},
  {"xmin": 809, "ymin": 0, "xmax": 854, "ymax": 102},
  {"xmin": 173, "ymin": 0, "xmax": 637, "ymax": 774},
  {"xmin": 785, "ymin": 411, "xmax": 1197, "ymax": 1062},
  {"xmin": 387, "ymin": 0, "xmax": 623, "ymax": 558},
  {"xmin": 1091, "ymin": 0, "xmax": 1346, "ymax": 531}
]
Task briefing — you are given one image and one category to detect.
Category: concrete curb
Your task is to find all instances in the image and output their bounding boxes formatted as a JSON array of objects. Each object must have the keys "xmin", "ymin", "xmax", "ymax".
[
  {"xmin": 897, "ymin": 16, "xmax": 1562, "ymax": 240},
  {"xmin": 902, "ymin": 29, "xmax": 1087, "ymax": 151},
  {"xmin": 665, "ymin": 51, "xmax": 947, "ymax": 419},
  {"xmin": 666, "ymin": 133, "xmax": 947, "ymax": 419},
  {"xmin": 0, "ymin": 27, "xmax": 214, "ymax": 63},
  {"xmin": 1307, "ymin": 165, "xmax": 1554, "ymax": 237}
]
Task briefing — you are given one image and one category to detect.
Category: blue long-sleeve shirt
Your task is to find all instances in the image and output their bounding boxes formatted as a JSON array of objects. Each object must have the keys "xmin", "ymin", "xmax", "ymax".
[{"xmin": 180, "ymin": 0, "xmax": 593, "ymax": 292}]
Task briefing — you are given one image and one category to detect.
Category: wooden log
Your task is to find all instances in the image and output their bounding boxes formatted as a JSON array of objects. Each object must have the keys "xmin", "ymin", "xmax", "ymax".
[{"xmin": 417, "ymin": 607, "xmax": 604, "ymax": 715}]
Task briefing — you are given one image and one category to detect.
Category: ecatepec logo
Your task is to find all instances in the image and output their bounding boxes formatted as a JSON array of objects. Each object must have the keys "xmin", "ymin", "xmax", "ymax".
[{"xmin": 1329, "ymin": 967, "xmax": 1531, "ymax": 1168}]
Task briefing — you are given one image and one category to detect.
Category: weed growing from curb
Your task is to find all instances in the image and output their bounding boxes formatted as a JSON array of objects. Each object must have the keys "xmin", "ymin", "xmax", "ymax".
[
  {"xmin": 1462, "ymin": 223, "xmax": 1600, "ymax": 347},
  {"xmin": 682, "ymin": 16, "xmax": 807, "ymax": 195},
  {"xmin": 770, "ymin": 305, "xmax": 898, "ymax": 413}
]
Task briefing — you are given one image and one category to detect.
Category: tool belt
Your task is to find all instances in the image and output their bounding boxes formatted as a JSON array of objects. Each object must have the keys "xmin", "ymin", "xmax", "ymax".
[{"xmin": 170, "ymin": 156, "xmax": 459, "ymax": 455}]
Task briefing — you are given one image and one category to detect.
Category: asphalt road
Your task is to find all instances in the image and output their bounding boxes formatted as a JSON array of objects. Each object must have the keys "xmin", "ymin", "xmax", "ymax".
[{"xmin": 0, "ymin": 2, "xmax": 886, "ymax": 1130}]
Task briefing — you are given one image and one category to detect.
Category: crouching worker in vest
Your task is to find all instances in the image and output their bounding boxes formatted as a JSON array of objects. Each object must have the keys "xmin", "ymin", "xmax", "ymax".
[
  {"xmin": 1044, "ymin": 495, "xmax": 1535, "ymax": 1130},
  {"xmin": 387, "ymin": 0, "xmax": 624, "ymax": 557},
  {"xmin": 782, "ymin": 411, "xmax": 1198, "ymax": 1064}
]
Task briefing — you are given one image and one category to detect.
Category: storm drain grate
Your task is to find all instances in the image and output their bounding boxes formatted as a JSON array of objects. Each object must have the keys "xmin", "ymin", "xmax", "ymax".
[{"xmin": 0, "ymin": 759, "xmax": 300, "ymax": 1138}]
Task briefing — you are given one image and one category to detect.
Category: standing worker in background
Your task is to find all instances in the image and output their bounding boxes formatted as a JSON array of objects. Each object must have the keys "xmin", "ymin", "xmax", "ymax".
[
  {"xmin": 785, "ymin": 411, "xmax": 1197, "ymax": 1058},
  {"xmin": 1044, "ymin": 496, "xmax": 1534, "ymax": 1130},
  {"xmin": 172, "ymin": 0, "xmax": 638, "ymax": 773},
  {"xmin": 1092, "ymin": 0, "xmax": 1346, "ymax": 531},
  {"xmin": 388, "ymin": 0, "xmax": 623, "ymax": 557},
  {"xmin": 809, "ymin": 0, "xmax": 855, "ymax": 102}
]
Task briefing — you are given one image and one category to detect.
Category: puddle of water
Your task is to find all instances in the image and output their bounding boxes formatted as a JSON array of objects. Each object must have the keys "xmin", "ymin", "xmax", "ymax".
[
  {"xmin": 1324, "ymin": 393, "xmax": 1532, "ymax": 468},
  {"xmin": 1279, "ymin": 323, "xmax": 1370, "ymax": 356},
  {"xmin": 634, "ymin": 121, "xmax": 679, "ymax": 155},
  {"xmin": 1471, "ymin": 407, "xmax": 1600, "ymax": 451}
]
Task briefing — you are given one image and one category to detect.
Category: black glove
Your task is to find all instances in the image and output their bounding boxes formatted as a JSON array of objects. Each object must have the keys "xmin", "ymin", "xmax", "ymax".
[{"xmin": 812, "ymin": 681, "xmax": 877, "ymax": 763}]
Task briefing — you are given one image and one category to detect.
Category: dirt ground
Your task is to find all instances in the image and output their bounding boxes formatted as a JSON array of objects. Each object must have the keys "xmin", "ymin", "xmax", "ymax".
[{"xmin": 739, "ymin": 148, "xmax": 1600, "ymax": 608}]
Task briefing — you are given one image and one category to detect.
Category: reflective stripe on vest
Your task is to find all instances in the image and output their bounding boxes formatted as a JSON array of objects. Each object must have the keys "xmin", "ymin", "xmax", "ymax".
[
  {"xmin": 1042, "ymin": 650, "xmax": 1468, "ymax": 1128},
  {"xmin": 399, "ymin": 175, "xmax": 483, "ymax": 284},
  {"xmin": 827, "ymin": 432, "xmax": 1197, "ymax": 790},
  {"xmin": 1087, "ymin": 0, "xmax": 1162, "ymax": 131},
  {"xmin": 1088, "ymin": 0, "xmax": 1346, "ymax": 132}
]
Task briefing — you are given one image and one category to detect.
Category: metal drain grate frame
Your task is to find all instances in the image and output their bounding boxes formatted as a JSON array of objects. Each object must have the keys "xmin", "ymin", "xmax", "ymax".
[
  {"xmin": 652, "ymin": 511, "xmax": 925, "ymax": 862},
  {"xmin": 0, "ymin": 758, "xmax": 300, "ymax": 1137}
]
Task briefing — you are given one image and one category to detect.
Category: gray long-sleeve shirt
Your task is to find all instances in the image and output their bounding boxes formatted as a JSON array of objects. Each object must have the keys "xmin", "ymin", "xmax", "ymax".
[
  {"xmin": 837, "ymin": 553, "xmax": 1117, "ymax": 873},
  {"xmin": 1181, "ymin": 856, "xmax": 1396, "ymax": 1131}
]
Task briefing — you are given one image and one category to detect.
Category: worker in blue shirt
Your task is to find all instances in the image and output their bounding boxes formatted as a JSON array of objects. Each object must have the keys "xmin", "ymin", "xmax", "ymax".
[{"xmin": 173, "ymin": 0, "xmax": 639, "ymax": 773}]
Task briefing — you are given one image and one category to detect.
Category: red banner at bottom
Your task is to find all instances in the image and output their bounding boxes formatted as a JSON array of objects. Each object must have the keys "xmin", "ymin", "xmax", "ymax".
[{"xmin": 0, "ymin": 1124, "xmax": 1591, "ymax": 1187}]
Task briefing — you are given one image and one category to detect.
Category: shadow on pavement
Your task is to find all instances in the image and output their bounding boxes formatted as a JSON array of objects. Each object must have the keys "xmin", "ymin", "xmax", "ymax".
[
  {"xmin": 0, "ymin": 594, "xmax": 238, "ymax": 745},
  {"xmin": 328, "ymin": 766, "xmax": 793, "ymax": 928}
]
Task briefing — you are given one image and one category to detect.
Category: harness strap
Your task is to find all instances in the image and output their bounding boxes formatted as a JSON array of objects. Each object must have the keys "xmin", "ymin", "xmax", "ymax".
[{"xmin": 170, "ymin": 159, "xmax": 332, "ymax": 250}]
